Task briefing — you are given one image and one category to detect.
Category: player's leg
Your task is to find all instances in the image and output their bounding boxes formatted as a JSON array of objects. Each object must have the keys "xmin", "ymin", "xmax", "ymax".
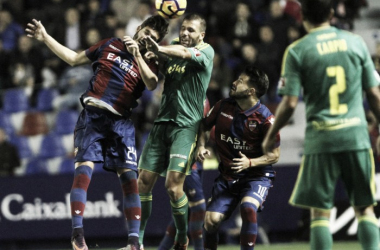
[
  {"xmin": 342, "ymin": 149, "xmax": 379, "ymax": 249},
  {"xmin": 310, "ymin": 208, "xmax": 332, "ymax": 250},
  {"xmin": 186, "ymin": 167, "xmax": 206, "ymax": 250},
  {"xmin": 239, "ymin": 178, "xmax": 273, "ymax": 250},
  {"xmin": 138, "ymin": 169, "xmax": 159, "ymax": 246},
  {"xmin": 70, "ymin": 107, "xmax": 104, "ymax": 250},
  {"xmin": 203, "ymin": 175, "xmax": 237, "ymax": 250},
  {"xmin": 165, "ymin": 171, "xmax": 189, "ymax": 246},
  {"xmin": 158, "ymin": 220, "xmax": 176, "ymax": 250},
  {"xmin": 203, "ymin": 211, "xmax": 226, "ymax": 250},
  {"xmin": 354, "ymin": 206, "xmax": 379, "ymax": 250},
  {"xmin": 116, "ymin": 168, "xmax": 141, "ymax": 248},
  {"xmin": 289, "ymin": 154, "xmax": 339, "ymax": 250},
  {"xmin": 137, "ymin": 123, "xmax": 168, "ymax": 247},
  {"xmin": 165, "ymin": 123, "xmax": 199, "ymax": 248},
  {"xmin": 70, "ymin": 161, "xmax": 94, "ymax": 250}
]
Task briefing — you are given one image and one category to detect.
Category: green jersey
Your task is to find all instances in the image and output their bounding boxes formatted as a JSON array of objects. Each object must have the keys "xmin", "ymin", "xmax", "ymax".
[
  {"xmin": 278, "ymin": 26, "xmax": 380, "ymax": 154},
  {"xmin": 155, "ymin": 38, "xmax": 214, "ymax": 127}
]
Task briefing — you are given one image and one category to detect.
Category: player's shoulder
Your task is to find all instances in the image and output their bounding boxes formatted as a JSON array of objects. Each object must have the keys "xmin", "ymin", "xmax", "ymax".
[
  {"xmin": 195, "ymin": 41, "xmax": 213, "ymax": 51},
  {"xmin": 258, "ymin": 103, "xmax": 275, "ymax": 119}
]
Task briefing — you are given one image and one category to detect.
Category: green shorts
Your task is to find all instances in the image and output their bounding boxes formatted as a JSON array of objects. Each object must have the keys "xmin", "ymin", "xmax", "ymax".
[
  {"xmin": 289, "ymin": 149, "xmax": 376, "ymax": 210},
  {"xmin": 138, "ymin": 121, "xmax": 198, "ymax": 176}
]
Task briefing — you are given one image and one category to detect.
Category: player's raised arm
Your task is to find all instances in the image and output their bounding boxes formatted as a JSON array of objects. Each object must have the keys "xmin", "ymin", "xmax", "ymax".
[
  {"xmin": 25, "ymin": 19, "xmax": 90, "ymax": 66},
  {"xmin": 124, "ymin": 36, "xmax": 158, "ymax": 91}
]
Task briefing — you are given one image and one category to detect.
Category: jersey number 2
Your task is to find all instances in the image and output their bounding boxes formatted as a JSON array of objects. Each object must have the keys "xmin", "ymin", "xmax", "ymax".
[{"xmin": 327, "ymin": 66, "xmax": 347, "ymax": 115}]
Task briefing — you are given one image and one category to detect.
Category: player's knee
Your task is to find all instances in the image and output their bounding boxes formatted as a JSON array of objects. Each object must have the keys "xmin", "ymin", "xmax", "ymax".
[
  {"xmin": 204, "ymin": 213, "xmax": 222, "ymax": 232},
  {"xmin": 354, "ymin": 205, "xmax": 375, "ymax": 217},
  {"xmin": 165, "ymin": 185, "xmax": 182, "ymax": 200}
]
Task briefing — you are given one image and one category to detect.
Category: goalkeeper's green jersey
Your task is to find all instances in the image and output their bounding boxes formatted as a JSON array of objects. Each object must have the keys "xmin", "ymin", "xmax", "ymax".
[
  {"xmin": 155, "ymin": 38, "xmax": 214, "ymax": 127},
  {"xmin": 278, "ymin": 26, "xmax": 380, "ymax": 154}
]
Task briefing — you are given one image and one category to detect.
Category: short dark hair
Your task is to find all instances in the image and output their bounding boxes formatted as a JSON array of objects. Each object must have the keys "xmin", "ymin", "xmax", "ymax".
[
  {"xmin": 183, "ymin": 13, "xmax": 207, "ymax": 32},
  {"xmin": 300, "ymin": 0, "xmax": 333, "ymax": 24},
  {"xmin": 245, "ymin": 65, "xmax": 269, "ymax": 98},
  {"xmin": 140, "ymin": 15, "xmax": 169, "ymax": 42}
]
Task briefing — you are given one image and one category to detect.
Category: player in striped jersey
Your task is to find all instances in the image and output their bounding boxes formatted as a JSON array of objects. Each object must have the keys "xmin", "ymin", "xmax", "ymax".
[
  {"xmin": 262, "ymin": 0, "xmax": 380, "ymax": 249},
  {"xmin": 137, "ymin": 14, "xmax": 214, "ymax": 250},
  {"xmin": 196, "ymin": 65, "xmax": 280, "ymax": 250},
  {"xmin": 26, "ymin": 15, "xmax": 168, "ymax": 250}
]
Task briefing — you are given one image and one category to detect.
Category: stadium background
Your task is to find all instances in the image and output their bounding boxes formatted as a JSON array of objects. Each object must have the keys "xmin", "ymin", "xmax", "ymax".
[{"xmin": 0, "ymin": 0, "xmax": 380, "ymax": 249}]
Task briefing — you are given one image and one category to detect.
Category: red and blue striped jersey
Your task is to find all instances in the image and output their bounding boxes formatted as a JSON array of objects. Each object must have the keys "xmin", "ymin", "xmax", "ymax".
[
  {"xmin": 203, "ymin": 98, "xmax": 280, "ymax": 180},
  {"xmin": 83, "ymin": 38, "xmax": 159, "ymax": 117}
]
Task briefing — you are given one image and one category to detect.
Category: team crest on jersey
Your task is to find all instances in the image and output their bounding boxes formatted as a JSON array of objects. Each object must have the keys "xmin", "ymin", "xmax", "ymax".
[{"xmin": 248, "ymin": 120, "xmax": 258, "ymax": 131}]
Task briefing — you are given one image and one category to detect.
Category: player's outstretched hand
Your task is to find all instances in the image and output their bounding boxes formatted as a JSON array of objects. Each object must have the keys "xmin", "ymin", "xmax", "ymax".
[
  {"xmin": 144, "ymin": 36, "xmax": 159, "ymax": 54},
  {"xmin": 196, "ymin": 146, "xmax": 211, "ymax": 163},
  {"xmin": 230, "ymin": 151, "xmax": 250, "ymax": 173},
  {"xmin": 25, "ymin": 19, "xmax": 47, "ymax": 42}
]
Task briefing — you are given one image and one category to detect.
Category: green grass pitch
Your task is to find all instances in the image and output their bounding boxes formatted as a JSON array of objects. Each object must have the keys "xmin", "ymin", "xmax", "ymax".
[{"xmin": 59, "ymin": 241, "xmax": 361, "ymax": 250}]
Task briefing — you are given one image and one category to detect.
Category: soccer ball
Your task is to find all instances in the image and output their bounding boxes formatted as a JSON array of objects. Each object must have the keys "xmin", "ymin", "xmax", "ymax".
[{"xmin": 155, "ymin": 0, "xmax": 187, "ymax": 19}]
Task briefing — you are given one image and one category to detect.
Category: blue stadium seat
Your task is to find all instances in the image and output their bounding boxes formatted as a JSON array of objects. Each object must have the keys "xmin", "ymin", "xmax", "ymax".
[
  {"xmin": 36, "ymin": 88, "xmax": 59, "ymax": 112},
  {"xmin": 10, "ymin": 135, "xmax": 34, "ymax": 159},
  {"xmin": 54, "ymin": 110, "xmax": 78, "ymax": 135},
  {"xmin": 25, "ymin": 158, "xmax": 49, "ymax": 175},
  {"xmin": 0, "ymin": 111, "xmax": 15, "ymax": 136},
  {"xmin": 59, "ymin": 157, "xmax": 75, "ymax": 174},
  {"xmin": 3, "ymin": 88, "xmax": 30, "ymax": 113},
  {"xmin": 38, "ymin": 134, "xmax": 66, "ymax": 158}
]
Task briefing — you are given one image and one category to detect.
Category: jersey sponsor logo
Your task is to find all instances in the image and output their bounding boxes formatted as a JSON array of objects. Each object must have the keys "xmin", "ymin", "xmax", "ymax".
[
  {"xmin": 221, "ymin": 112, "xmax": 233, "ymax": 119},
  {"xmin": 106, "ymin": 53, "xmax": 138, "ymax": 77},
  {"xmin": 312, "ymin": 117, "xmax": 361, "ymax": 131},
  {"xmin": 109, "ymin": 44, "xmax": 121, "ymax": 51},
  {"xmin": 248, "ymin": 120, "xmax": 258, "ymax": 131},
  {"xmin": 220, "ymin": 134, "xmax": 252, "ymax": 150},
  {"xmin": 170, "ymin": 154, "xmax": 187, "ymax": 160},
  {"xmin": 167, "ymin": 64, "xmax": 185, "ymax": 74}
]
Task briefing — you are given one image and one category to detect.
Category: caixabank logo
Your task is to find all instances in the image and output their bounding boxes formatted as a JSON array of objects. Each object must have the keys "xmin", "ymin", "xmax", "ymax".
[{"xmin": 0, "ymin": 192, "xmax": 122, "ymax": 222}]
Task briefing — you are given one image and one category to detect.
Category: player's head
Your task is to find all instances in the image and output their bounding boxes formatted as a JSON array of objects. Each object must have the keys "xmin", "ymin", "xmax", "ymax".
[
  {"xmin": 134, "ymin": 15, "xmax": 169, "ymax": 44},
  {"xmin": 300, "ymin": 0, "xmax": 333, "ymax": 25},
  {"xmin": 179, "ymin": 13, "xmax": 206, "ymax": 47},
  {"xmin": 229, "ymin": 65, "xmax": 269, "ymax": 99}
]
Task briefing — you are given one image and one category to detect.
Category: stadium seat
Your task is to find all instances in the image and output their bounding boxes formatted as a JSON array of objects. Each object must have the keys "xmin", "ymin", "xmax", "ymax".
[
  {"xmin": 36, "ymin": 88, "xmax": 59, "ymax": 112},
  {"xmin": 10, "ymin": 135, "xmax": 34, "ymax": 159},
  {"xmin": 0, "ymin": 111, "xmax": 15, "ymax": 136},
  {"xmin": 25, "ymin": 158, "xmax": 49, "ymax": 175},
  {"xmin": 3, "ymin": 88, "xmax": 30, "ymax": 113},
  {"xmin": 19, "ymin": 112, "xmax": 49, "ymax": 136},
  {"xmin": 38, "ymin": 133, "xmax": 66, "ymax": 158},
  {"xmin": 59, "ymin": 157, "xmax": 75, "ymax": 174},
  {"xmin": 54, "ymin": 110, "xmax": 79, "ymax": 135}
]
